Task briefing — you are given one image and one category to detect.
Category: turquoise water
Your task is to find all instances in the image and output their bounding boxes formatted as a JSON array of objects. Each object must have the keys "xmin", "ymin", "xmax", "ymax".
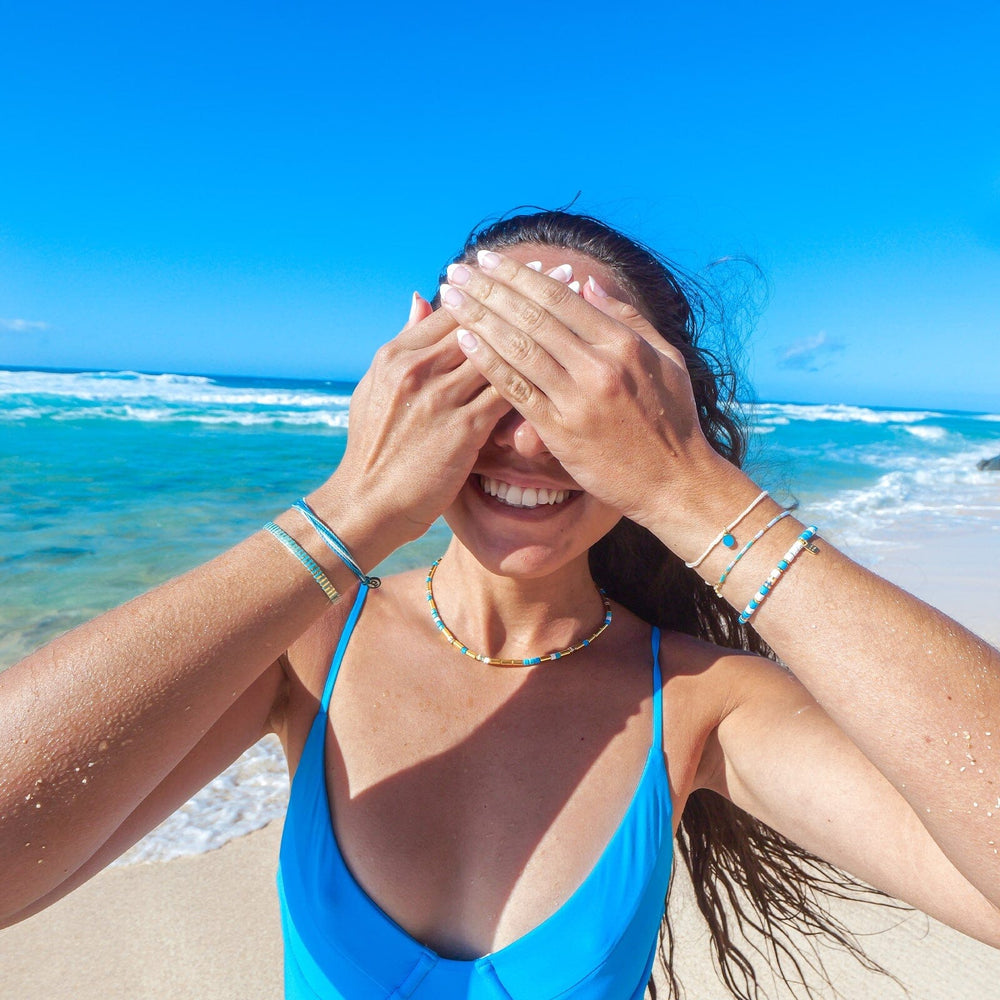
[
  {"xmin": 3, "ymin": 366, "xmax": 999, "ymax": 862},
  {"xmin": 3, "ymin": 367, "xmax": 1000, "ymax": 669}
]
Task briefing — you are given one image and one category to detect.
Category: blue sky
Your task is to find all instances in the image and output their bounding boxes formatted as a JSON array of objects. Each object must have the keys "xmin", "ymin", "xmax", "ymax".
[{"xmin": 1, "ymin": 1, "xmax": 998, "ymax": 411}]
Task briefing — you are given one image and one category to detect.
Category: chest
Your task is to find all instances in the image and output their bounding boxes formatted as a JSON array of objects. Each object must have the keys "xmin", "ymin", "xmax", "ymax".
[{"xmin": 310, "ymin": 620, "xmax": 674, "ymax": 959}]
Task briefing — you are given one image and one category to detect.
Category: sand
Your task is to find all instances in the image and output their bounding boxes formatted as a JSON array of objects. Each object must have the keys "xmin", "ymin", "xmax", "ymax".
[{"xmin": 2, "ymin": 526, "xmax": 999, "ymax": 999}]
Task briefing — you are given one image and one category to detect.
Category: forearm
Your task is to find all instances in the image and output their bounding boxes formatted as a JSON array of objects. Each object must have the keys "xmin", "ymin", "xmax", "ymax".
[
  {"xmin": 0, "ymin": 493, "xmax": 387, "ymax": 919},
  {"xmin": 655, "ymin": 454, "xmax": 1000, "ymax": 901}
]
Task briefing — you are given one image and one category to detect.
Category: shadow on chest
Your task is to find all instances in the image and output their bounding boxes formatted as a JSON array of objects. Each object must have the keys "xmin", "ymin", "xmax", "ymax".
[{"xmin": 323, "ymin": 630, "xmax": 656, "ymax": 957}]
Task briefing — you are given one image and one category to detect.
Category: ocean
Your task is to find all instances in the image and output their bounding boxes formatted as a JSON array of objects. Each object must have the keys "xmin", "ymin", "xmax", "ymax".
[{"xmin": 3, "ymin": 366, "xmax": 999, "ymax": 864}]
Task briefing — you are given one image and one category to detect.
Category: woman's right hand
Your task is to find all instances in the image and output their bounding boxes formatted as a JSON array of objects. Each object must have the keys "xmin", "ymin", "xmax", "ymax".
[{"xmin": 306, "ymin": 293, "xmax": 510, "ymax": 569}]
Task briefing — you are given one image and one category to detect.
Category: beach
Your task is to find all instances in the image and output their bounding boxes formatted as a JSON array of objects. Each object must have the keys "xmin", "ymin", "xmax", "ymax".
[{"xmin": 2, "ymin": 369, "xmax": 1000, "ymax": 997}]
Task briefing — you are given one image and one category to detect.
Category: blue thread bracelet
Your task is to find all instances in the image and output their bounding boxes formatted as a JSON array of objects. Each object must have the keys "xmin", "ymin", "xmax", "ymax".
[
  {"xmin": 738, "ymin": 526, "xmax": 819, "ymax": 624},
  {"xmin": 263, "ymin": 522, "xmax": 340, "ymax": 603},
  {"xmin": 713, "ymin": 509, "xmax": 792, "ymax": 596},
  {"xmin": 291, "ymin": 499, "xmax": 382, "ymax": 589}
]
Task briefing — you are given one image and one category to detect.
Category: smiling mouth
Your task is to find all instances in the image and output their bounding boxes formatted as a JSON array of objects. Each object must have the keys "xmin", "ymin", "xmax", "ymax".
[{"xmin": 478, "ymin": 475, "xmax": 577, "ymax": 509}]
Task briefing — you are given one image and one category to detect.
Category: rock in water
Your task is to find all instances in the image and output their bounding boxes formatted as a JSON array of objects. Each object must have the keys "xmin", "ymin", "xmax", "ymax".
[{"xmin": 977, "ymin": 454, "xmax": 1000, "ymax": 471}]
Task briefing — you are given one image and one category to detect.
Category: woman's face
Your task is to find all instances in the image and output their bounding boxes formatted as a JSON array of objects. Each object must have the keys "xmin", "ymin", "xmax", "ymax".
[{"xmin": 443, "ymin": 245, "xmax": 635, "ymax": 579}]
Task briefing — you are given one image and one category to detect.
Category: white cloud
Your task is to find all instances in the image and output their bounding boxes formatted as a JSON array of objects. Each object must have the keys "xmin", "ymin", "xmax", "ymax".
[
  {"xmin": 0, "ymin": 318, "xmax": 49, "ymax": 332},
  {"xmin": 777, "ymin": 330, "xmax": 845, "ymax": 372}
]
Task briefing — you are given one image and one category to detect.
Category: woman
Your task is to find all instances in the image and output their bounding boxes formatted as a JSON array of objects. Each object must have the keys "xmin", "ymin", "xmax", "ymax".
[{"xmin": 1, "ymin": 210, "xmax": 998, "ymax": 1000}]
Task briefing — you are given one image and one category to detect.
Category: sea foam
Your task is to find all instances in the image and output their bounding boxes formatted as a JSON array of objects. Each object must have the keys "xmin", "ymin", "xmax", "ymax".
[{"xmin": 0, "ymin": 368, "xmax": 352, "ymax": 428}]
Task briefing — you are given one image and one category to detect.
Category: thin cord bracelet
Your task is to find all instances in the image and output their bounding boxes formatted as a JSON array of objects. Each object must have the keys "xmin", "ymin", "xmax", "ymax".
[
  {"xmin": 685, "ymin": 490, "xmax": 770, "ymax": 569},
  {"xmin": 291, "ymin": 499, "xmax": 382, "ymax": 589},
  {"xmin": 263, "ymin": 522, "xmax": 340, "ymax": 603},
  {"xmin": 738, "ymin": 526, "xmax": 819, "ymax": 624},
  {"xmin": 713, "ymin": 509, "xmax": 793, "ymax": 596}
]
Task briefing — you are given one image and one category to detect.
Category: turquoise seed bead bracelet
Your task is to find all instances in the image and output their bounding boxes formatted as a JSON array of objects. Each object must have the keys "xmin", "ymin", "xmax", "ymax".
[
  {"xmin": 263, "ymin": 522, "xmax": 341, "ymax": 603},
  {"xmin": 738, "ymin": 526, "xmax": 819, "ymax": 624},
  {"xmin": 713, "ymin": 509, "xmax": 793, "ymax": 596}
]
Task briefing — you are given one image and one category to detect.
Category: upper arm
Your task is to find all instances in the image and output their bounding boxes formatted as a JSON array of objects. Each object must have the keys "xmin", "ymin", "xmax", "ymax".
[
  {"xmin": 703, "ymin": 654, "xmax": 1000, "ymax": 948},
  {"xmin": 4, "ymin": 659, "xmax": 285, "ymax": 927}
]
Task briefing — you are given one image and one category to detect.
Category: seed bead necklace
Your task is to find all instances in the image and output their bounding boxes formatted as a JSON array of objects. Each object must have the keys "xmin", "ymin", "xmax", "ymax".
[{"xmin": 425, "ymin": 557, "xmax": 613, "ymax": 666}]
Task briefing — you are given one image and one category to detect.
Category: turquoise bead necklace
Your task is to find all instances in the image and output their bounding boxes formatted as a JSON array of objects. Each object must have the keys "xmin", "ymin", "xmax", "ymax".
[{"xmin": 425, "ymin": 557, "xmax": 613, "ymax": 666}]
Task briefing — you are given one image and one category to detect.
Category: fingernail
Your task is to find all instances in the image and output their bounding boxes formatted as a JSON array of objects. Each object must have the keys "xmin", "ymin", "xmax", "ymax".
[
  {"xmin": 456, "ymin": 328, "xmax": 479, "ymax": 351},
  {"xmin": 568, "ymin": 280, "xmax": 581, "ymax": 294},
  {"xmin": 408, "ymin": 292, "xmax": 420, "ymax": 324},
  {"xmin": 587, "ymin": 275, "xmax": 608, "ymax": 298},
  {"xmin": 526, "ymin": 260, "xmax": 543, "ymax": 271},
  {"xmin": 447, "ymin": 263, "xmax": 472, "ymax": 286},
  {"xmin": 440, "ymin": 283, "xmax": 464, "ymax": 307},
  {"xmin": 477, "ymin": 250, "xmax": 501, "ymax": 270},
  {"xmin": 547, "ymin": 263, "xmax": 573, "ymax": 283}
]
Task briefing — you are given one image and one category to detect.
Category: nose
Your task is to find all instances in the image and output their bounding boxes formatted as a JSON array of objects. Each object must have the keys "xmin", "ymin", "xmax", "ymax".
[{"xmin": 491, "ymin": 409, "xmax": 551, "ymax": 458}]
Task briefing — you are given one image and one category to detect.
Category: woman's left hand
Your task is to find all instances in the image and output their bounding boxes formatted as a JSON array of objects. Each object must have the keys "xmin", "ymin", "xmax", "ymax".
[{"xmin": 438, "ymin": 250, "xmax": 733, "ymax": 531}]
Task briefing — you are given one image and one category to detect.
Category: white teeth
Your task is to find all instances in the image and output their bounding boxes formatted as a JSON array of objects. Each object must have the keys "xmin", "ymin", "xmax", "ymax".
[{"xmin": 479, "ymin": 476, "xmax": 572, "ymax": 509}]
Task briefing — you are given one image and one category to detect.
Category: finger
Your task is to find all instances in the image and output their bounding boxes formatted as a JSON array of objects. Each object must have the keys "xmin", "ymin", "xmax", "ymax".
[
  {"xmin": 438, "ymin": 352, "xmax": 492, "ymax": 403},
  {"xmin": 465, "ymin": 376, "xmax": 511, "ymax": 435},
  {"xmin": 438, "ymin": 281, "xmax": 575, "ymax": 399},
  {"xmin": 453, "ymin": 326, "xmax": 557, "ymax": 426},
  {"xmin": 582, "ymin": 275, "xmax": 688, "ymax": 370},
  {"xmin": 461, "ymin": 251, "xmax": 611, "ymax": 347},
  {"xmin": 403, "ymin": 291, "xmax": 433, "ymax": 329},
  {"xmin": 395, "ymin": 297, "xmax": 459, "ymax": 349}
]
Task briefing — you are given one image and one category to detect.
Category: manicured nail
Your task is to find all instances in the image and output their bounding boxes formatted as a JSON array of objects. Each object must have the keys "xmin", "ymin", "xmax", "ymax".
[
  {"xmin": 447, "ymin": 263, "xmax": 471, "ymax": 286},
  {"xmin": 477, "ymin": 250, "xmax": 501, "ymax": 270},
  {"xmin": 547, "ymin": 263, "xmax": 573, "ymax": 283},
  {"xmin": 408, "ymin": 292, "xmax": 420, "ymax": 324},
  {"xmin": 568, "ymin": 280, "xmax": 581, "ymax": 294},
  {"xmin": 587, "ymin": 275, "xmax": 608, "ymax": 298},
  {"xmin": 526, "ymin": 260, "xmax": 543, "ymax": 271},
  {"xmin": 440, "ymin": 284, "xmax": 464, "ymax": 307},
  {"xmin": 456, "ymin": 328, "xmax": 479, "ymax": 351}
]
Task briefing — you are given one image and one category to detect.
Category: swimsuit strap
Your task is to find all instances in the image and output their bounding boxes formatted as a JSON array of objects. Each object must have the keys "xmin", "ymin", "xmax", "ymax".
[
  {"xmin": 319, "ymin": 585, "xmax": 369, "ymax": 714},
  {"xmin": 651, "ymin": 627, "xmax": 663, "ymax": 752}
]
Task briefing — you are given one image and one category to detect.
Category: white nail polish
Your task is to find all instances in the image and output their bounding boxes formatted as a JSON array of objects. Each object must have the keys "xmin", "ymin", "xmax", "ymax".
[
  {"xmin": 526, "ymin": 260, "xmax": 543, "ymax": 271},
  {"xmin": 587, "ymin": 275, "xmax": 609, "ymax": 298},
  {"xmin": 455, "ymin": 328, "xmax": 479, "ymax": 351},
  {"xmin": 568, "ymin": 280, "xmax": 581, "ymax": 294},
  {"xmin": 548, "ymin": 263, "xmax": 573, "ymax": 283}
]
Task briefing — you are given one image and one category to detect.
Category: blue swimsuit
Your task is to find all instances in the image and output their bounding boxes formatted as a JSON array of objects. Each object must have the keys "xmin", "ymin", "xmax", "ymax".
[{"xmin": 278, "ymin": 586, "xmax": 674, "ymax": 999}]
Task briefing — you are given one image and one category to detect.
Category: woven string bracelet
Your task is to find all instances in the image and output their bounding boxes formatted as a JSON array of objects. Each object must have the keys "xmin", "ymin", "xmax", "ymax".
[
  {"xmin": 291, "ymin": 499, "xmax": 382, "ymax": 589},
  {"xmin": 685, "ymin": 490, "xmax": 770, "ymax": 569},
  {"xmin": 738, "ymin": 526, "xmax": 819, "ymax": 624},
  {"xmin": 263, "ymin": 522, "xmax": 340, "ymax": 603},
  {"xmin": 713, "ymin": 509, "xmax": 793, "ymax": 596}
]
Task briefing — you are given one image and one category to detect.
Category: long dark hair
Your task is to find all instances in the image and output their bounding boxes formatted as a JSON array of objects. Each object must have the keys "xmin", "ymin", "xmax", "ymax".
[{"xmin": 441, "ymin": 209, "xmax": 902, "ymax": 999}]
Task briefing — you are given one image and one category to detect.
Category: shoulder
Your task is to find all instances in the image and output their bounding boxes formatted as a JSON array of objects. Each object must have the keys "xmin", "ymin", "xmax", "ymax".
[
  {"xmin": 272, "ymin": 571, "xmax": 427, "ymax": 765},
  {"xmin": 267, "ymin": 582, "xmax": 363, "ymax": 765}
]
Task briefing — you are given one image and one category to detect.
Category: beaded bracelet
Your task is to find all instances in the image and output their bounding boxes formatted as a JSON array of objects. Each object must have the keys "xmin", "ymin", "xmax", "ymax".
[
  {"xmin": 713, "ymin": 509, "xmax": 792, "ymax": 596},
  {"xmin": 291, "ymin": 499, "xmax": 382, "ymax": 589},
  {"xmin": 738, "ymin": 526, "xmax": 819, "ymax": 624},
  {"xmin": 263, "ymin": 522, "xmax": 340, "ymax": 603},
  {"xmin": 685, "ymin": 490, "xmax": 769, "ymax": 569}
]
